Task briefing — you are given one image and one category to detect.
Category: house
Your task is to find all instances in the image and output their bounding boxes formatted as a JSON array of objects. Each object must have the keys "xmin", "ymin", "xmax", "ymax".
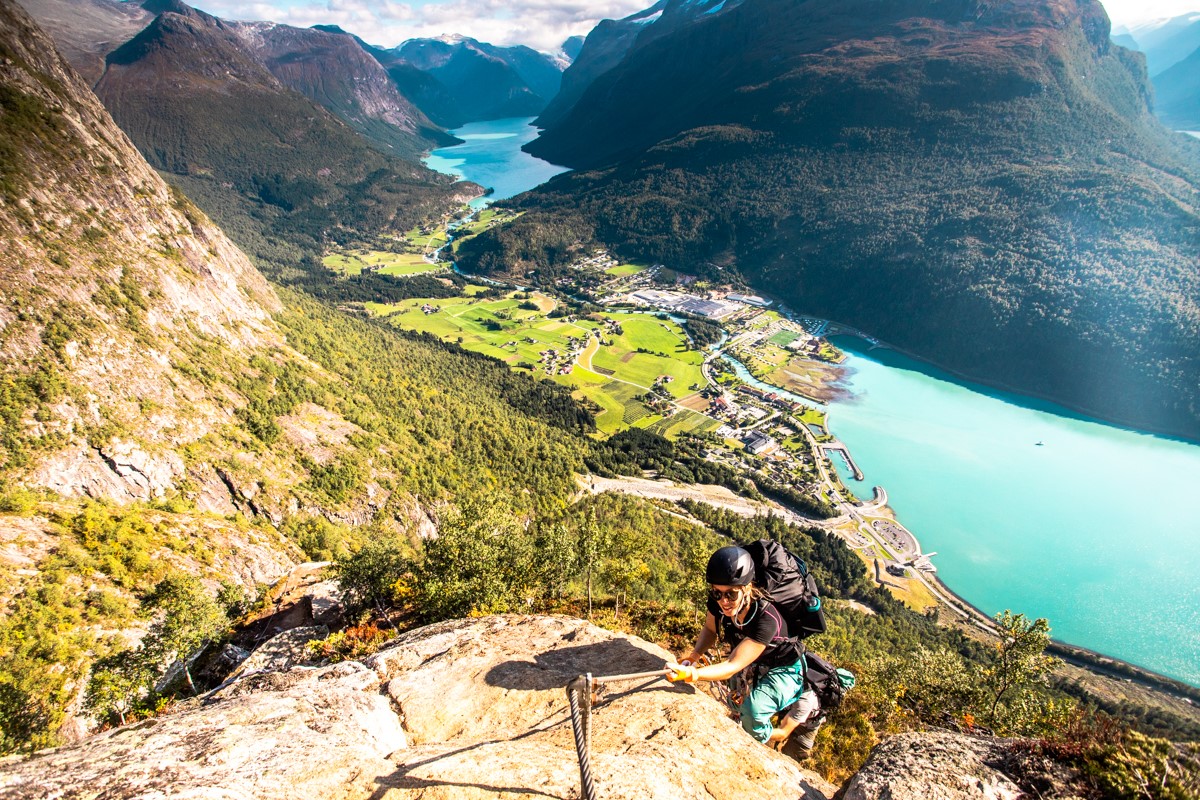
[{"xmin": 742, "ymin": 430, "xmax": 776, "ymax": 455}]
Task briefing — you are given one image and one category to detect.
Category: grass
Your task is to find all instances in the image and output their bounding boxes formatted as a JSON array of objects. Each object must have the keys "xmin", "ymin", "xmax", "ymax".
[
  {"xmin": 604, "ymin": 262, "xmax": 649, "ymax": 278},
  {"xmin": 323, "ymin": 250, "xmax": 446, "ymax": 276},
  {"xmin": 450, "ymin": 209, "xmax": 521, "ymax": 252},
  {"xmin": 768, "ymin": 330, "xmax": 802, "ymax": 347},
  {"xmin": 368, "ymin": 290, "xmax": 712, "ymax": 437},
  {"xmin": 402, "ymin": 226, "xmax": 450, "ymax": 252}
]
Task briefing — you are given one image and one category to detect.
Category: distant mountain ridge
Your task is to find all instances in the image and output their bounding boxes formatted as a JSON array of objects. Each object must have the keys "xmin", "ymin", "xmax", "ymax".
[
  {"xmin": 1113, "ymin": 12, "xmax": 1200, "ymax": 74},
  {"xmin": 365, "ymin": 35, "xmax": 566, "ymax": 128},
  {"xmin": 23, "ymin": 0, "xmax": 452, "ymax": 159},
  {"xmin": 536, "ymin": 0, "xmax": 742, "ymax": 130},
  {"xmin": 1110, "ymin": 12, "xmax": 1200, "ymax": 131},
  {"xmin": 231, "ymin": 21, "xmax": 456, "ymax": 156},
  {"xmin": 82, "ymin": 2, "xmax": 470, "ymax": 273},
  {"xmin": 472, "ymin": 0, "xmax": 1200, "ymax": 438},
  {"xmin": 1153, "ymin": 45, "xmax": 1200, "ymax": 129}
]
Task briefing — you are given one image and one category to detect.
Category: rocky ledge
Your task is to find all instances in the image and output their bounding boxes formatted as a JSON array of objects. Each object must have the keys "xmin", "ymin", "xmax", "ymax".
[{"xmin": 0, "ymin": 615, "xmax": 835, "ymax": 799}]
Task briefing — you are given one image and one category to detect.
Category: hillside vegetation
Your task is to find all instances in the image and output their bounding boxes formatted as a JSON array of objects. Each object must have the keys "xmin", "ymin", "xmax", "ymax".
[{"xmin": 0, "ymin": 0, "xmax": 587, "ymax": 751}]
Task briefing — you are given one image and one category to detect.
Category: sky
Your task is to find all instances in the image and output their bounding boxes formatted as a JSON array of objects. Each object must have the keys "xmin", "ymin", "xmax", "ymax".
[{"xmin": 190, "ymin": 0, "xmax": 1200, "ymax": 52}]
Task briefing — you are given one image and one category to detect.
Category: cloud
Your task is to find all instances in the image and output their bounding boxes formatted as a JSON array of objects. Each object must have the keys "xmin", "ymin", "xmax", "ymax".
[{"xmin": 193, "ymin": 0, "xmax": 650, "ymax": 51}]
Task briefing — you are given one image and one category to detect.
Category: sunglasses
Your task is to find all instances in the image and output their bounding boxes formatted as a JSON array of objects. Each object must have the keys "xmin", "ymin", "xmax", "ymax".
[{"xmin": 709, "ymin": 587, "xmax": 743, "ymax": 603}]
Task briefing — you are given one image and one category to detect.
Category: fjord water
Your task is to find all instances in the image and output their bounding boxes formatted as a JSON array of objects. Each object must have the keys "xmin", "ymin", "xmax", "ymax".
[
  {"xmin": 426, "ymin": 117, "xmax": 1200, "ymax": 687},
  {"xmin": 827, "ymin": 341, "xmax": 1200, "ymax": 686},
  {"xmin": 425, "ymin": 117, "xmax": 568, "ymax": 207}
]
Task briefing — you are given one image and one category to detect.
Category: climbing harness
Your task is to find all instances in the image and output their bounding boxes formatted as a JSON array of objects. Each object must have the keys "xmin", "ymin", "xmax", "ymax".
[{"xmin": 566, "ymin": 670, "xmax": 668, "ymax": 800}]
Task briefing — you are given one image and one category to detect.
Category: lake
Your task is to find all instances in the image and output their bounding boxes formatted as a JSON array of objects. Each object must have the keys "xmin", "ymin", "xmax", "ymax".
[
  {"xmin": 426, "ymin": 116, "xmax": 1200, "ymax": 687},
  {"xmin": 826, "ymin": 341, "xmax": 1200, "ymax": 686},
  {"xmin": 425, "ymin": 117, "xmax": 568, "ymax": 208}
]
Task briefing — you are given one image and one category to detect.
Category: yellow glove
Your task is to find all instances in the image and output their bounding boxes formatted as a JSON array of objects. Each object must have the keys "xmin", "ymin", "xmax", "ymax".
[{"xmin": 665, "ymin": 662, "xmax": 697, "ymax": 683}]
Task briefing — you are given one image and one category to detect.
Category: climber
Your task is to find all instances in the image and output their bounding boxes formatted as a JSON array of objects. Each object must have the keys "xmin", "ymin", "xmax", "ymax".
[{"xmin": 664, "ymin": 545, "xmax": 816, "ymax": 746}]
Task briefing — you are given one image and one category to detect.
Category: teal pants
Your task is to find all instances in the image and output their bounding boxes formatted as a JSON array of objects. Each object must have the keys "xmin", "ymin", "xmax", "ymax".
[{"xmin": 735, "ymin": 660, "xmax": 806, "ymax": 743}]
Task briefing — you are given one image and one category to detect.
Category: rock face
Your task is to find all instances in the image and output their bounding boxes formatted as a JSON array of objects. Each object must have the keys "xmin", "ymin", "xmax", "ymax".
[
  {"xmin": 841, "ymin": 732, "xmax": 1023, "ymax": 800},
  {"xmin": 0, "ymin": 0, "xmax": 287, "ymax": 501},
  {"xmin": 0, "ymin": 615, "xmax": 837, "ymax": 799}
]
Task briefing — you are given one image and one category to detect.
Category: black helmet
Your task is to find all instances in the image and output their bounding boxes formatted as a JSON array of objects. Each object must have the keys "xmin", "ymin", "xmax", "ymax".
[{"xmin": 706, "ymin": 546, "xmax": 755, "ymax": 586}]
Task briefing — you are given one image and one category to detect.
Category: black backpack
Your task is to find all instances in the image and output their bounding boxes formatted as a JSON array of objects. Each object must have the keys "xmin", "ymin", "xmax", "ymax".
[
  {"xmin": 741, "ymin": 539, "xmax": 826, "ymax": 641},
  {"xmin": 803, "ymin": 650, "xmax": 856, "ymax": 714}
]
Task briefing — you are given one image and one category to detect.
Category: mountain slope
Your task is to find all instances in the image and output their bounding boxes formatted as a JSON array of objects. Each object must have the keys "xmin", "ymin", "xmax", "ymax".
[
  {"xmin": 535, "ymin": 0, "xmax": 741, "ymax": 130},
  {"xmin": 90, "ymin": 5, "xmax": 467, "ymax": 260},
  {"xmin": 1, "ymin": 0, "xmax": 284, "ymax": 499},
  {"xmin": 478, "ymin": 0, "xmax": 1200, "ymax": 438},
  {"xmin": 233, "ymin": 21, "xmax": 456, "ymax": 158},
  {"xmin": 15, "ymin": 0, "xmax": 152, "ymax": 84},
  {"xmin": 0, "ymin": 0, "xmax": 596, "ymax": 750}
]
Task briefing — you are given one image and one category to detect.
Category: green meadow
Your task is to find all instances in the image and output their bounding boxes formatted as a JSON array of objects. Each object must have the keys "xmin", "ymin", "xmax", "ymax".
[
  {"xmin": 603, "ymin": 262, "xmax": 649, "ymax": 278},
  {"xmin": 367, "ymin": 292, "xmax": 710, "ymax": 436},
  {"xmin": 323, "ymin": 249, "xmax": 447, "ymax": 276},
  {"xmin": 402, "ymin": 225, "xmax": 450, "ymax": 252}
]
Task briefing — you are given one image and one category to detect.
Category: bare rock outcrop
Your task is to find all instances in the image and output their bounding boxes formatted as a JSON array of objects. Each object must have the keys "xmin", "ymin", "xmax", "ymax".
[
  {"xmin": 0, "ymin": 615, "xmax": 836, "ymax": 799},
  {"xmin": 841, "ymin": 731, "xmax": 1023, "ymax": 800}
]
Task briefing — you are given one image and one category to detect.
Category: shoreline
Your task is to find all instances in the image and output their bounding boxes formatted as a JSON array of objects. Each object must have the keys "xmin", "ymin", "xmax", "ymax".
[
  {"xmin": 725, "ymin": 313, "xmax": 1200, "ymax": 693},
  {"xmin": 754, "ymin": 297, "xmax": 1199, "ymax": 444},
  {"xmin": 925, "ymin": 566, "xmax": 1200, "ymax": 703}
]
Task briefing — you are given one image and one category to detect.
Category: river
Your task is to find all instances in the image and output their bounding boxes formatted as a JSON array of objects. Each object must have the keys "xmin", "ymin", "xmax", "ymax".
[{"xmin": 427, "ymin": 117, "xmax": 1200, "ymax": 687}]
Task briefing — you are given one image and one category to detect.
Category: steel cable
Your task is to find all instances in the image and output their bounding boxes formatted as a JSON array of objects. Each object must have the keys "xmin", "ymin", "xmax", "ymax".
[
  {"xmin": 566, "ymin": 670, "xmax": 670, "ymax": 800},
  {"xmin": 567, "ymin": 673, "xmax": 596, "ymax": 800}
]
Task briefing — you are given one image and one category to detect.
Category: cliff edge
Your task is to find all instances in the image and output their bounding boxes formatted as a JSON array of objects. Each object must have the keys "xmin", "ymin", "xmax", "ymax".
[{"xmin": 0, "ymin": 615, "xmax": 836, "ymax": 799}]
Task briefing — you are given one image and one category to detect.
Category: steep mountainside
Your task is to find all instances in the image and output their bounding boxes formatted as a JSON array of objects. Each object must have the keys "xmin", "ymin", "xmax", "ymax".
[
  {"xmin": 20, "ymin": 1, "xmax": 452, "ymax": 158},
  {"xmin": 15, "ymin": 0, "xmax": 152, "ymax": 84},
  {"xmin": 535, "ymin": 0, "xmax": 742, "ymax": 130},
  {"xmin": 1151, "ymin": 46, "xmax": 1200, "ymax": 129},
  {"xmin": 90, "ymin": 4, "xmax": 467, "ymax": 261},
  {"xmin": 232, "ymin": 21, "xmax": 455, "ymax": 158},
  {"xmin": 368, "ymin": 36, "xmax": 565, "ymax": 126},
  {"xmin": 483, "ymin": 0, "xmax": 1200, "ymax": 439},
  {"xmin": 0, "ymin": 0, "xmax": 286, "ymax": 501}
]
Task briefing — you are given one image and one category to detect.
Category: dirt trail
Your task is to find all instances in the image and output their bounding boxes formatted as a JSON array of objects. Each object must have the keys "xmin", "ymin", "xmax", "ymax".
[{"xmin": 582, "ymin": 475, "xmax": 781, "ymax": 518}]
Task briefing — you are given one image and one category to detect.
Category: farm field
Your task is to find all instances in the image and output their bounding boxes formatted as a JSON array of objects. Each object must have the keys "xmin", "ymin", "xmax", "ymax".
[
  {"xmin": 367, "ymin": 291, "xmax": 712, "ymax": 437},
  {"xmin": 402, "ymin": 225, "xmax": 450, "ymax": 252},
  {"xmin": 323, "ymin": 249, "xmax": 446, "ymax": 276},
  {"xmin": 604, "ymin": 262, "xmax": 649, "ymax": 278}
]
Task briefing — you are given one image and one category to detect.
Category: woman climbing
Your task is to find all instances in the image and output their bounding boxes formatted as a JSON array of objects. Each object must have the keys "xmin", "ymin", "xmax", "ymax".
[{"xmin": 664, "ymin": 545, "xmax": 817, "ymax": 746}]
